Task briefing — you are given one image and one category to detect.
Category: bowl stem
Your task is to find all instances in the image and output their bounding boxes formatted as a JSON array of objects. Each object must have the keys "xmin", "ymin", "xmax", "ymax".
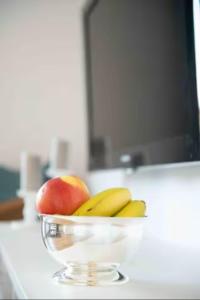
[{"xmin": 53, "ymin": 262, "xmax": 128, "ymax": 286}]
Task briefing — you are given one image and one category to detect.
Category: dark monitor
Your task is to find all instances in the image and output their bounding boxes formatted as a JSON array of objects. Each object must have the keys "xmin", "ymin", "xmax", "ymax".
[{"xmin": 84, "ymin": 0, "xmax": 200, "ymax": 170}]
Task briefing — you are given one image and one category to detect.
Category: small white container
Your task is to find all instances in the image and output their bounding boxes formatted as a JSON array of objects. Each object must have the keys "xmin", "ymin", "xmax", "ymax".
[
  {"xmin": 49, "ymin": 137, "xmax": 69, "ymax": 170},
  {"xmin": 20, "ymin": 152, "xmax": 42, "ymax": 192}
]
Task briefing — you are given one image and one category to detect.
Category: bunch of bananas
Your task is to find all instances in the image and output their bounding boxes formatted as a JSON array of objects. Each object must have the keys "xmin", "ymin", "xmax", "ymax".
[{"xmin": 73, "ymin": 188, "xmax": 146, "ymax": 217}]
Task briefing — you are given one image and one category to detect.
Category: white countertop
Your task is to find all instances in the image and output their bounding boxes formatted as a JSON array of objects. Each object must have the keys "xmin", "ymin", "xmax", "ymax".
[{"xmin": 0, "ymin": 222, "xmax": 200, "ymax": 299}]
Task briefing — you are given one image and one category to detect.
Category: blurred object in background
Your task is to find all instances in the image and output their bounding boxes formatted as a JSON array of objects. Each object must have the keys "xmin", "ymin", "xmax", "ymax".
[
  {"xmin": 0, "ymin": 167, "xmax": 19, "ymax": 200},
  {"xmin": 19, "ymin": 152, "xmax": 42, "ymax": 194},
  {"xmin": 15, "ymin": 192, "xmax": 37, "ymax": 227},
  {"xmin": 90, "ymin": 136, "xmax": 113, "ymax": 170},
  {"xmin": 17, "ymin": 152, "xmax": 42, "ymax": 225},
  {"xmin": 0, "ymin": 197, "xmax": 23, "ymax": 221},
  {"xmin": 0, "ymin": 166, "xmax": 23, "ymax": 221},
  {"xmin": 49, "ymin": 137, "xmax": 69, "ymax": 170},
  {"xmin": 46, "ymin": 137, "xmax": 72, "ymax": 178}
]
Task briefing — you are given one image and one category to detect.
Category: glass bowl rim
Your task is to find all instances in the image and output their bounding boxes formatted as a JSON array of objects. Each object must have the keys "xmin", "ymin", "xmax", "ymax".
[{"xmin": 39, "ymin": 213, "xmax": 147, "ymax": 225}]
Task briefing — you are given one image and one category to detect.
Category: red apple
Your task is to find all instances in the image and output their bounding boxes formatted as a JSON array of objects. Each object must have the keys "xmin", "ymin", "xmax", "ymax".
[{"xmin": 36, "ymin": 175, "xmax": 90, "ymax": 215}]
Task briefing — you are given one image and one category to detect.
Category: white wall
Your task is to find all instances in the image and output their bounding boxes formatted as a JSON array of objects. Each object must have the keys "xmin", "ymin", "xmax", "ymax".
[{"xmin": 0, "ymin": 0, "xmax": 88, "ymax": 176}]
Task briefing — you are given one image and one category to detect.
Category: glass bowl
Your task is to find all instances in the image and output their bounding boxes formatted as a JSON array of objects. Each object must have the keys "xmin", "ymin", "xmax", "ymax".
[{"xmin": 40, "ymin": 214, "xmax": 146, "ymax": 286}]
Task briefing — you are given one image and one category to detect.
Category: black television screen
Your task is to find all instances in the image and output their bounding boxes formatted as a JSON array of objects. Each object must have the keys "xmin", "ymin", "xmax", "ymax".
[{"xmin": 84, "ymin": 0, "xmax": 200, "ymax": 170}]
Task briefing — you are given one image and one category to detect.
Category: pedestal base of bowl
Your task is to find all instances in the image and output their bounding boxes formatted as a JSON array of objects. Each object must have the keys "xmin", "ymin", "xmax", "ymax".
[{"xmin": 53, "ymin": 262, "xmax": 129, "ymax": 286}]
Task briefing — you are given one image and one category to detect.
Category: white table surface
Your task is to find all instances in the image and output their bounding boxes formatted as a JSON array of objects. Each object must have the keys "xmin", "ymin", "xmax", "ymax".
[{"xmin": 0, "ymin": 222, "xmax": 200, "ymax": 299}]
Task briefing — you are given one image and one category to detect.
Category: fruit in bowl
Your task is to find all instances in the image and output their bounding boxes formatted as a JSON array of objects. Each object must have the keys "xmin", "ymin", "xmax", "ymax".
[
  {"xmin": 36, "ymin": 175, "xmax": 90, "ymax": 215},
  {"xmin": 37, "ymin": 175, "xmax": 146, "ymax": 286}
]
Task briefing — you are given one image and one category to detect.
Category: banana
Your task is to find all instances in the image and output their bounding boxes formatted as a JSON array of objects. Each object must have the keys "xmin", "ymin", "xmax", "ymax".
[
  {"xmin": 73, "ymin": 188, "xmax": 131, "ymax": 217},
  {"xmin": 73, "ymin": 188, "xmax": 116, "ymax": 216},
  {"xmin": 115, "ymin": 200, "xmax": 146, "ymax": 217}
]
